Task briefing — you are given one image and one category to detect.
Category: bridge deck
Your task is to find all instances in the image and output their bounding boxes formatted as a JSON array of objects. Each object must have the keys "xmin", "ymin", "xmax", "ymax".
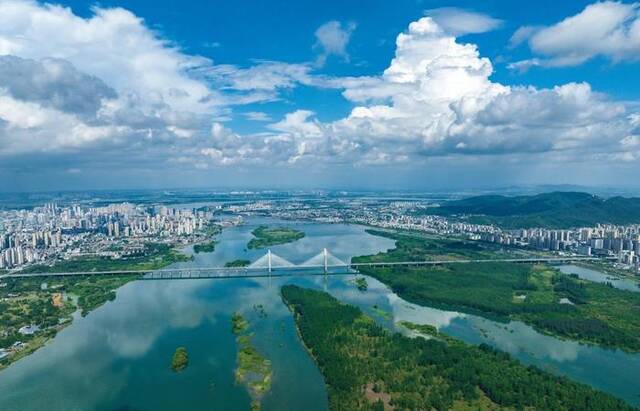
[{"xmin": 0, "ymin": 256, "xmax": 609, "ymax": 279}]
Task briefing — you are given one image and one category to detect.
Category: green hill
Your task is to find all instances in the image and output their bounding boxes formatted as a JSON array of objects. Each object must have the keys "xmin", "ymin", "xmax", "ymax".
[{"xmin": 431, "ymin": 192, "xmax": 640, "ymax": 228}]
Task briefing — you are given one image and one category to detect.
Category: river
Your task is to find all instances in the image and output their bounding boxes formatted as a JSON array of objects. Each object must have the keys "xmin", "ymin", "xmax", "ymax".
[{"xmin": 0, "ymin": 217, "xmax": 638, "ymax": 410}]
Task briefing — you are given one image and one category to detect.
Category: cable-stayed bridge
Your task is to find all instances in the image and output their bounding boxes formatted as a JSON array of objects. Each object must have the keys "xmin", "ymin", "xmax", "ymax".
[
  {"xmin": 248, "ymin": 248, "xmax": 347, "ymax": 272},
  {"xmin": 0, "ymin": 249, "xmax": 611, "ymax": 281}
]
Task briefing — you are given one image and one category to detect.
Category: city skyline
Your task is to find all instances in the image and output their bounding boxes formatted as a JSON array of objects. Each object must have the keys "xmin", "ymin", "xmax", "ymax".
[{"xmin": 1, "ymin": 0, "xmax": 640, "ymax": 191}]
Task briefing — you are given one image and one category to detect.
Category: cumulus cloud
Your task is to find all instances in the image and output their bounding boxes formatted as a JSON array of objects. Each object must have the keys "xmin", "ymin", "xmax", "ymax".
[
  {"xmin": 0, "ymin": 0, "xmax": 225, "ymax": 162},
  {"xmin": 314, "ymin": 21, "xmax": 357, "ymax": 66},
  {"xmin": 197, "ymin": 16, "xmax": 638, "ymax": 167},
  {"xmin": 510, "ymin": 1, "xmax": 640, "ymax": 68},
  {"xmin": 425, "ymin": 7, "xmax": 503, "ymax": 36}
]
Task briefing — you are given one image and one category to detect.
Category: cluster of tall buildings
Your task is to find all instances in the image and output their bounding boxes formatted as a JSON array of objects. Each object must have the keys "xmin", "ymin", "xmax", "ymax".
[
  {"xmin": 0, "ymin": 229, "xmax": 66, "ymax": 269},
  {"xmin": 0, "ymin": 202, "xmax": 215, "ymax": 270},
  {"xmin": 0, "ymin": 239, "xmax": 38, "ymax": 269},
  {"xmin": 474, "ymin": 225, "xmax": 640, "ymax": 269},
  {"xmin": 474, "ymin": 229, "xmax": 574, "ymax": 250},
  {"xmin": 108, "ymin": 211, "xmax": 204, "ymax": 238}
]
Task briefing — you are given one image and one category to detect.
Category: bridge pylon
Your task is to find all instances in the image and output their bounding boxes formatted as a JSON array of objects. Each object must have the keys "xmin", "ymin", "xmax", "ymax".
[
  {"xmin": 267, "ymin": 249, "xmax": 272, "ymax": 274},
  {"xmin": 323, "ymin": 248, "xmax": 328, "ymax": 275}
]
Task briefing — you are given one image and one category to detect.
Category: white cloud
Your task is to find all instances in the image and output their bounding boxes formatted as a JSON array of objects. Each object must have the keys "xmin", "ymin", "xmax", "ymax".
[
  {"xmin": 195, "ymin": 16, "xmax": 638, "ymax": 167},
  {"xmin": 0, "ymin": 0, "xmax": 226, "ymax": 160},
  {"xmin": 243, "ymin": 111, "xmax": 272, "ymax": 122},
  {"xmin": 0, "ymin": 1, "xmax": 637, "ymax": 178},
  {"xmin": 330, "ymin": 18, "xmax": 635, "ymax": 161},
  {"xmin": 202, "ymin": 61, "xmax": 313, "ymax": 92},
  {"xmin": 510, "ymin": 1, "xmax": 640, "ymax": 68},
  {"xmin": 0, "ymin": 1, "xmax": 217, "ymax": 113},
  {"xmin": 425, "ymin": 7, "xmax": 503, "ymax": 36},
  {"xmin": 506, "ymin": 58, "xmax": 542, "ymax": 73},
  {"xmin": 508, "ymin": 26, "xmax": 541, "ymax": 48},
  {"xmin": 314, "ymin": 21, "xmax": 357, "ymax": 66}
]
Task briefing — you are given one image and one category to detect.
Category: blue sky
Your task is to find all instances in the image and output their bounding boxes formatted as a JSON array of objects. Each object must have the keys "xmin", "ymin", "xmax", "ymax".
[
  {"xmin": 62, "ymin": 0, "xmax": 640, "ymax": 105},
  {"xmin": 0, "ymin": 0, "xmax": 639, "ymax": 191}
]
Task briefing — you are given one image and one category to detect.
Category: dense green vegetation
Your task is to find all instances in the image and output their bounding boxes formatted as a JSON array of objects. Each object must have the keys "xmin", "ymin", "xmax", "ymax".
[
  {"xmin": 171, "ymin": 346, "xmax": 189, "ymax": 372},
  {"xmin": 19, "ymin": 243, "xmax": 191, "ymax": 274},
  {"xmin": 362, "ymin": 229, "xmax": 501, "ymax": 261},
  {"xmin": 281, "ymin": 285, "xmax": 634, "ymax": 411},
  {"xmin": 430, "ymin": 191, "xmax": 640, "ymax": 228},
  {"xmin": 231, "ymin": 312, "xmax": 272, "ymax": 410},
  {"xmin": 247, "ymin": 225, "xmax": 305, "ymax": 249},
  {"xmin": 354, "ymin": 232, "xmax": 640, "ymax": 351},
  {"xmin": 193, "ymin": 240, "xmax": 217, "ymax": 253},
  {"xmin": 225, "ymin": 259, "xmax": 251, "ymax": 268}
]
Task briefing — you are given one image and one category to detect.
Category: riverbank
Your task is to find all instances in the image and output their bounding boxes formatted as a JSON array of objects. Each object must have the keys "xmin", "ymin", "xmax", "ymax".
[
  {"xmin": 281, "ymin": 285, "xmax": 634, "ymax": 410},
  {"xmin": 355, "ymin": 230, "xmax": 640, "ymax": 352},
  {"xmin": 0, "ymin": 243, "xmax": 190, "ymax": 371}
]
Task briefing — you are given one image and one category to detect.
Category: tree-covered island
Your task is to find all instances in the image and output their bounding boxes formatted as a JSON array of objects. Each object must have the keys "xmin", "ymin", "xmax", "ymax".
[
  {"xmin": 171, "ymin": 346, "xmax": 189, "ymax": 372},
  {"xmin": 247, "ymin": 226, "xmax": 305, "ymax": 249},
  {"xmin": 193, "ymin": 240, "xmax": 217, "ymax": 253}
]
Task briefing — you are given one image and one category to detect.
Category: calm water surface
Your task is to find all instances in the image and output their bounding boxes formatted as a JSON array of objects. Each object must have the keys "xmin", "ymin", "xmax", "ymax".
[{"xmin": 0, "ymin": 218, "xmax": 638, "ymax": 410}]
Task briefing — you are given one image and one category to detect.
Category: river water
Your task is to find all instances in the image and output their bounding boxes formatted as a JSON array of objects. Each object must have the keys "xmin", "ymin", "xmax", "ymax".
[
  {"xmin": 0, "ymin": 217, "xmax": 638, "ymax": 410},
  {"xmin": 557, "ymin": 264, "xmax": 640, "ymax": 292}
]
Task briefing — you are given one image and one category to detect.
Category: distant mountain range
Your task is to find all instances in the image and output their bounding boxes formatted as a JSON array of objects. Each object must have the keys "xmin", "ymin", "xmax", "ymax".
[{"xmin": 432, "ymin": 192, "xmax": 640, "ymax": 229}]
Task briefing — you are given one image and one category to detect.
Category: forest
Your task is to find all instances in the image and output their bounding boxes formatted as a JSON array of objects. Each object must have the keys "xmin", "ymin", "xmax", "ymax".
[
  {"xmin": 281, "ymin": 285, "xmax": 635, "ymax": 411},
  {"xmin": 430, "ymin": 191, "xmax": 640, "ymax": 228},
  {"xmin": 354, "ymin": 231, "xmax": 640, "ymax": 351}
]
